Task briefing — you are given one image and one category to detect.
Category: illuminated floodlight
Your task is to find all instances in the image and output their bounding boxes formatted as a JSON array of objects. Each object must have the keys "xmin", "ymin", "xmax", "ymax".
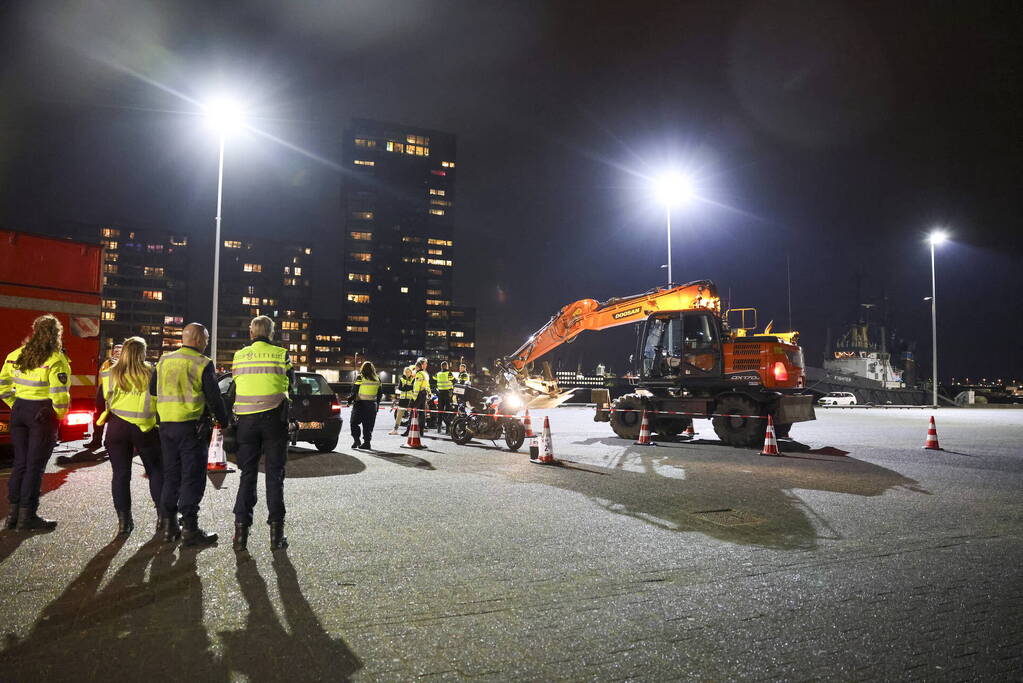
[
  {"xmin": 653, "ymin": 172, "xmax": 696, "ymax": 206},
  {"xmin": 928, "ymin": 230, "xmax": 948, "ymax": 245},
  {"xmin": 204, "ymin": 98, "xmax": 245, "ymax": 133}
]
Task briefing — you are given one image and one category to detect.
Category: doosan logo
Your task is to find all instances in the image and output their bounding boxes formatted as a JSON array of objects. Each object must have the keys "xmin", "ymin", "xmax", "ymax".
[{"xmin": 612, "ymin": 307, "xmax": 642, "ymax": 320}]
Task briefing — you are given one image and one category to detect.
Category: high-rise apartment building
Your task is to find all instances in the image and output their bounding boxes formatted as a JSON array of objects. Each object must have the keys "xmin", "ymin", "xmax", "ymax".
[
  {"xmin": 340, "ymin": 119, "xmax": 476, "ymax": 374},
  {"xmin": 216, "ymin": 238, "xmax": 314, "ymax": 368}
]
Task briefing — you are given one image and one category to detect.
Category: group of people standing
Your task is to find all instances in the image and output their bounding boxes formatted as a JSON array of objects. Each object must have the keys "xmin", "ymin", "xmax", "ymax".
[{"xmin": 1, "ymin": 314, "xmax": 293, "ymax": 551}]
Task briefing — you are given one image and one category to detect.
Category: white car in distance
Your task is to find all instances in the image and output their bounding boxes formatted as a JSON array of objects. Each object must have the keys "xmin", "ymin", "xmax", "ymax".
[{"xmin": 818, "ymin": 391, "xmax": 857, "ymax": 406}]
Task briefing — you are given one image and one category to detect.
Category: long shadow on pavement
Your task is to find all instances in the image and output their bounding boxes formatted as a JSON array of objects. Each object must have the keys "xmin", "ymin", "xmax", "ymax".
[{"xmin": 219, "ymin": 553, "xmax": 362, "ymax": 681}]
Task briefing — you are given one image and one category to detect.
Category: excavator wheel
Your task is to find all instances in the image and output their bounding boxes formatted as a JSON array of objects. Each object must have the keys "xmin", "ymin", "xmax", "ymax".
[
  {"xmin": 712, "ymin": 395, "xmax": 767, "ymax": 448},
  {"xmin": 655, "ymin": 417, "xmax": 692, "ymax": 438},
  {"xmin": 609, "ymin": 394, "xmax": 645, "ymax": 441}
]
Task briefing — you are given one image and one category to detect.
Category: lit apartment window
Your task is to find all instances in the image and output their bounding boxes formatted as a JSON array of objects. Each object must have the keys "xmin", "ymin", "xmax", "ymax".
[
  {"xmin": 102, "ymin": 299, "xmax": 117, "ymax": 310},
  {"xmin": 430, "ymin": 199, "xmax": 452, "ymax": 207},
  {"xmin": 348, "ymin": 273, "xmax": 371, "ymax": 283},
  {"xmin": 354, "ymin": 138, "xmax": 376, "ymax": 149},
  {"xmin": 401, "ymin": 236, "xmax": 423, "ymax": 243},
  {"xmin": 281, "ymin": 321, "xmax": 300, "ymax": 331},
  {"xmin": 441, "ymin": 161, "xmax": 455, "ymax": 168},
  {"xmin": 170, "ymin": 236, "xmax": 188, "ymax": 246},
  {"xmin": 304, "ymin": 247, "xmax": 312, "ymax": 255},
  {"xmin": 427, "ymin": 268, "xmax": 443, "ymax": 276},
  {"xmin": 405, "ymin": 144, "xmax": 428, "ymax": 156},
  {"xmin": 428, "ymin": 238, "xmax": 453, "ymax": 246},
  {"xmin": 144, "ymin": 266, "xmax": 165, "ymax": 277},
  {"xmin": 283, "ymin": 277, "xmax": 298, "ymax": 286},
  {"xmin": 426, "ymin": 329, "xmax": 448, "ymax": 337},
  {"xmin": 451, "ymin": 342, "xmax": 475, "ymax": 349},
  {"xmin": 429, "ymin": 209, "xmax": 445, "ymax": 216},
  {"xmin": 102, "ymin": 228, "xmax": 120, "ymax": 238},
  {"xmin": 347, "ymin": 294, "xmax": 370, "ymax": 304},
  {"xmin": 102, "ymin": 311, "xmax": 115, "ymax": 321},
  {"xmin": 224, "ymin": 240, "xmax": 242, "ymax": 248},
  {"xmin": 354, "ymin": 160, "xmax": 374, "ymax": 167},
  {"xmin": 426, "ymin": 299, "xmax": 451, "ymax": 306},
  {"xmin": 427, "ymin": 259, "xmax": 453, "ymax": 267},
  {"xmin": 106, "ymin": 253, "xmax": 118, "ymax": 262},
  {"xmin": 346, "ymin": 325, "xmax": 369, "ymax": 333},
  {"xmin": 349, "ymin": 231, "xmax": 372, "ymax": 240},
  {"xmin": 293, "ymin": 267, "xmax": 302, "ymax": 276},
  {"xmin": 315, "ymin": 346, "xmax": 332, "ymax": 353},
  {"xmin": 406, "ymin": 134, "xmax": 430, "ymax": 146},
  {"xmin": 103, "ymin": 264, "xmax": 118, "ymax": 274},
  {"xmin": 385, "ymin": 141, "xmax": 404, "ymax": 153},
  {"xmin": 147, "ymin": 244, "xmax": 163, "ymax": 253},
  {"xmin": 351, "ymin": 252, "xmax": 372, "ymax": 262},
  {"xmin": 260, "ymin": 298, "xmax": 277, "ymax": 306},
  {"xmin": 426, "ymin": 310, "xmax": 448, "ymax": 319},
  {"xmin": 103, "ymin": 241, "xmax": 118, "ymax": 251},
  {"xmin": 243, "ymin": 263, "xmax": 262, "ymax": 273},
  {"xmin": 164, "ymin": 316, "xmax": 184, "ymax": 325},
  {"xmin": 143, "ymin": 290, "xmax": 164, "ymax": 301},
  {"xmin": 428, "ymin": 249, "xmax": 443, "ymax": 256},
  {"xmin": 451, "ymin": 331, "xmax": 465, "ymax": 338},
  {"xmin": 351, "ymin": 211, "xmax": 374, "ymax": 220},
  {"xmin": 242, "ymin": 296, "xmax": 259, "ymax": 305},
  {"xmin": 347, "ymin": 315, "xmax": 369, "ymax": 323},
  {"xmin": 429, "ymin": 189, "xmax": 446, "ymax": 197}
]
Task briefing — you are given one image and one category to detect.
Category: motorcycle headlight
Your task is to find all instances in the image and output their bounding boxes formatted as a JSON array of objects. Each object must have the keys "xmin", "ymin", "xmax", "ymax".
[{"xmin": 504, "ymin": 393, "xmax": 523, "ymax": 409}]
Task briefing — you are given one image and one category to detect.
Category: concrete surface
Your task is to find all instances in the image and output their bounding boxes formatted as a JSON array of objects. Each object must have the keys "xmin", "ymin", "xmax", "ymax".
[{"xmin": 0, "ymin": 407, "xmax": 1020, "ymax": 681}]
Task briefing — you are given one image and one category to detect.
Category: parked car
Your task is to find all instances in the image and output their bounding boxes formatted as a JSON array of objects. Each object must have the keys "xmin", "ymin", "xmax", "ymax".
[
  {"xmin": 818, "ymin": 391, "xmax": 857, "ymax": 406},
  {"xmin": 218, "ymin": 371, "xmax": 343, "ymax": 453}
]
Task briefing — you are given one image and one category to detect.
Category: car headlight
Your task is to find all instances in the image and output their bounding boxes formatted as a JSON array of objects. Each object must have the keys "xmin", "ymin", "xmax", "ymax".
[{"xmin": 504, "ymin": 393, "xmax": 523, "ymax": 409}]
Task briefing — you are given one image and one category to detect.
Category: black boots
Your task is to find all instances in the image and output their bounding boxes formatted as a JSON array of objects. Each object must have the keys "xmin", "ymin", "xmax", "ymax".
[
  {"xmin": 269, "ymin": 520, "xmax": 288, "ymax": 551},
  {"xmin": 162, "ymin": 515, "xmax": 181, "ymax": 543},
  {"xmin": 16, "ymin": 509, "xmax": 57, "ymax": 531},
  {"xmin": 181, "ymin": 518, "xmax": 218, "ymax": 547},
  {"xmin": 4, "ymin": 506, "xmax": 18, "ymax": 530},
  {"xmin": 116, "ymin": 510, "xmax": 134, "ymax": 535},
  {"xmin": 232, "ymin": 523, "xmax": 250, "ymax": 551}
]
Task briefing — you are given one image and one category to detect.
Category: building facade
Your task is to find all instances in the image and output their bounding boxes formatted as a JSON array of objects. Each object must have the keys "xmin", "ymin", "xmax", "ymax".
[{"xmin": 339, "ymin": 119, "xmax": 476, "ymax": 376}]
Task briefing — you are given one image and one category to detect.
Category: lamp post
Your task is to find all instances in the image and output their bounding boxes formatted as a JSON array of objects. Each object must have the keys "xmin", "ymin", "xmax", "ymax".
[
  {"xmin": 653, "ymin": 172, "xmax": 695, "ymax": 286},
  {"xmin": 203, "ymin": 98, "xmax": 245, "ymax": 366},
  {"xmin": 928, "ymin": 230, "xmax": 948, "ymax": 408}
]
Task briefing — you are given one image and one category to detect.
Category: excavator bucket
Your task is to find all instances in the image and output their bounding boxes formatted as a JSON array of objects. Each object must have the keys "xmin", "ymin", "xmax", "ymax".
[{"xmin": 526, "ymin": 388, "xmax": 578, "ymax": 410}]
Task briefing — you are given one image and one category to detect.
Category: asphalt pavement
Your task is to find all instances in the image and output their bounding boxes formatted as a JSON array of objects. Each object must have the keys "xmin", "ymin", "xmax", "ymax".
[{"xmin": 0, "ymin": 406, "xmax": 1021, "ymax": 681}]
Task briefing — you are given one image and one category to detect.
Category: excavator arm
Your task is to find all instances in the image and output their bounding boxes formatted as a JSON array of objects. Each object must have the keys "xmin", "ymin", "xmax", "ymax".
[{"xmin": 504, "ymin": 280, "xmax": 721, "ymax": 371}]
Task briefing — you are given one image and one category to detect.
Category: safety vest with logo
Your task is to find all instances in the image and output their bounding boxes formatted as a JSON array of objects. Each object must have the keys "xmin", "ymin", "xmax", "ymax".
[
  {"xmin": 103, "ymin": 368, "xmax": 157, "ymax": 431},
  {"xmin": 398, "ymin": 376, "xmax": 415, "ymax": 400},
  {"xmin": 413, "ymin": 369, "xmax": 431, "ymax": 396},
  {"xmin": 435, "ymin": 371, "xmax": 453, "ymax": 391},
  {"xmin": 156, "ymin": 346, "xmax": 211, "ymax": 422},
  {"xmin": 457, "ymin": 371, "xmax": 470, "ymax": 384},
  {"xmin": 354, "ymin": 376, "xmax": 381, "ymax": 401},
  {"xmin": 0, "ymin": 346, "xmax": 72, "ymax": 419},
  {"xmin": 232, "ymin": 340, "xmax": 291, "ymax": 415}
]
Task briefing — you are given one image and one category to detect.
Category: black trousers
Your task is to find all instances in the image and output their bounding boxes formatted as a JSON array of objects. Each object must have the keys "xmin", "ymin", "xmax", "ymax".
[
  {"xmin": 159, "ymin": 420, "xmax": 209, "ymax": 522},
  {"xmin": 8, "ymin": 399, "xmax": 57, "ymax": 513},
  {"xmin": 436, "ymin": 389, "xmax": 453, "ymax": 430},
  {"xmin": 350, "ymin": 400, "xmax": 377, "ymax": 444},
  {"xmin": 234, "ymin": 405, "xmax": 288, "ymax": 525},
  {"xmin": 104, "ymin": 415, "xmax": 163, "ymax": 512}
]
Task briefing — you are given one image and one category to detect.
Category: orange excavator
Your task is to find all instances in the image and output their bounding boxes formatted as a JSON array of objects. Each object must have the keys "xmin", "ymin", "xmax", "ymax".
[{"xmin": 501, "ymin": 280, "xmax": 815, "ymax": 447}]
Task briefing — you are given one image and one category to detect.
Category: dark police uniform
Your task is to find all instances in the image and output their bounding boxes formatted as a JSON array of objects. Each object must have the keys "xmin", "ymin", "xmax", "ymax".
[{"xmin": 348, "ymin": 374, "xmax": 381, "ymax": 448}]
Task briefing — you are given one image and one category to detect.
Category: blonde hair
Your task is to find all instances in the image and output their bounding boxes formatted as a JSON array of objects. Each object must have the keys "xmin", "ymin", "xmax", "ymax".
[
  {"xmin": 360, "ymin": 361, "xmax": 378, "ymax": 381},
  {"xmin": 16, "ymin": 315, "xmax": 63, "ymax": 372},
  {"xmin": 250, "ymin": 316, "xmax": 274, "ymax": 339},
  {"xmin": 110, "ymin": 337, "xmax": 152, "ymax": 392},
  {"xmin": 403, "ymin": 366, "xmax": 414, "ymax": 377}
]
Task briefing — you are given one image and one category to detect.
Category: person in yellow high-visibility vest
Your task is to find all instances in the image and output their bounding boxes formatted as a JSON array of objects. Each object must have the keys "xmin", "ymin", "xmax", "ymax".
[
  {"xmin": 404, "ymin": 357, "xmax": 430, "ymax": 436},
  {"xmin": 228, "ymin": 315, "xmax": 293, "ymax": 551},
  {"xmin": 98, "ymin": 336, "xmax": 163, "ymax": 536},
  {"xmin": 457, "ymin": 363, "xmax": 471, "ymax": 385},
  {"xmin": 0, "ymin": 315, "xmax": 70, "ymax": 531},
  {"xmin": 81, "ymin": 343, "xmax": 122, "ymax": 452},
  {"xmin": 348, "ymin": 361, "xmax": 381, "ymax": 449},
  {"xmin": 389, "ymin": 365, "xmax": 415, "ymax": 435},
  {"xmin": 434, "ymin": 361, "xmax": 455, "ymax": 434}
]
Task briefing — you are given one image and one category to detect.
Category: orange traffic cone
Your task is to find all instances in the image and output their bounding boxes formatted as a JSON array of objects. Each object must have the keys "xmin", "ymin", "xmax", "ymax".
[
  {"xmin": 759, "ymin": 415, "xmax": 781, "ymax": 456},
  {"xmin": 923, "ymin": 416, "xmax": 942, "ymax": 450},
  {"xmin": 634, "ymin": 409, "xmax": 656, "ymax": 446},
  {"xmin": 682, "ymin": 421, "xmax": 696, "ymax": 439},
  {"xmin": 207, "ymin": 425, "xmax": 234, "ymax": 472},
  {"xmin": 402, "ymin": 409, "xmax": 426, "ymax": 449},
  {"xmin": 523, "ymin": 408, "xmax": 535, "ymax": 438},
  {"xmin": 530, "ymin": 416, "xmax": 558, "ymax": 465}
]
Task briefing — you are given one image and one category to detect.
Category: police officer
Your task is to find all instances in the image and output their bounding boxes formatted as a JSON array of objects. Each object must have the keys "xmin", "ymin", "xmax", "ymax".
[
  {"xmin": 434, "ymin": 361, "xmax": 454, "ymax": 434},
  {"xmin": 98, "ymin": 336, "xmax": 163, "ymax": 535},
  {"xmin": 82, "ymin": 343, "xmax": 122, "ymax": 451},
  {"xmin": 457, "ymin": 363, "xmax": 471, "ymax": 385},
  {"xmin": 229, "ymin": 316, "xmax": 292, "ymax": 551},
  {"xmin": 348, "ymin": 361, "xmax": 381, "ymax": 449},
  {"xmin": 151, "ymin": 322, "xmax": 227, "ymax": 546},
  {"xmin": 0, "ymin": 315, "xmax": 70, "ymax": 531},
  {"xmin": 404, "ymin": 357, "xmax": 430, "ymax": 436},
  {"xmin": 389, "ymin": 366, "xmax": 415, "ymax": 435}
]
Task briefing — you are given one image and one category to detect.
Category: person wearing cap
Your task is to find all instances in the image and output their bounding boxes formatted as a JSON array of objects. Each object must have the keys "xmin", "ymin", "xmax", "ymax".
[
  {"xmin": 0, "ymin": 314, "xmax": 71, "ymax": 531},
  {"xmin": 228, "ymin": 315, "xmax": 293, "ymax": 551},
  {"xmin": 151, "ymin": 322, "xmax": 228, "ymax": 546}
]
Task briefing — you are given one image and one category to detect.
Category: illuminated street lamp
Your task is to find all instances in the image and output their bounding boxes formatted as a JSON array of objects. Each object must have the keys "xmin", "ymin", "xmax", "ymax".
[
  {"xmin": 653, "ymin": 172, "xmax": 695, "ymax": 286},
  {"xmin": 203, "ymin": 98, "xmax": 245, "ymax": 365},
  {"xmin": 928, "ymin": 230, "xmax": 948, "ymax": 408}
]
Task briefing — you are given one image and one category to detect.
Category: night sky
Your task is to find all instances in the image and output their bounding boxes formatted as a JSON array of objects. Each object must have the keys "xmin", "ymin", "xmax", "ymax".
[{"xmin": 1, "ymin": 1, "xmax": 1021, "ymax": 382}]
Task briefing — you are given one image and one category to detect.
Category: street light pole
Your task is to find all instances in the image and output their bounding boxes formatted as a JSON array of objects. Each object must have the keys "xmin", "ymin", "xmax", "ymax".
[
  {"xmin": 930, "ymin": 238, "xmax": 938, "ymax": 408},
  {"xmin": 211, "ymin": 133, "xmax": 225, "ymax": 366},
  {"xmin": 665, "ymin": 203, "xmax": 672, "ymax": 286}
]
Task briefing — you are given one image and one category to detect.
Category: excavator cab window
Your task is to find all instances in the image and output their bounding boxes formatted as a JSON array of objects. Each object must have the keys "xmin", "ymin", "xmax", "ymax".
[{"xmin": 640, "ymin": 312, "xmax": 721, "ymax": 379}]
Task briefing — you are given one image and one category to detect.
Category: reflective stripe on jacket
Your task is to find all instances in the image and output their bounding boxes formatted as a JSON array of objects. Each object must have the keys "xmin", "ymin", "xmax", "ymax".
[
  {"xmin": 232, "ymin": 340, "xmax": 291, "ymax": 415},
  {"xmin": 398, "ymin": 376, "xmax": 415, "ymax": 400},
  {"xmin": 435, "ymin": 371, "xmax": 453, "ymax": 391},
  {"xmin": 355, "ymin": 377, "xmax": 381, "ymax": 401},
  {"xmin": 457, "ymin": 372, "xmax": 470, "ymax": 384},
  {"xmin": 103, "ymin": 368, "xmax": 157, "ymax": 432},
  {"xmin": 156, "ymin": 347, "xmax": 210, "ymax": 422},
  {"xmin": 0, "ymin": 346, "xmax": 72, "ymax": 419}
]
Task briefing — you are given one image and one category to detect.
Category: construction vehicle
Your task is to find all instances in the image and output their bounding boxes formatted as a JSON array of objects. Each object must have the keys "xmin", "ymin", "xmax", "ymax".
[
  {"xmin": 0, "ymin": 230, "xmax": 103, "ymax": 446},
  {"xmin": 502, "ymin": 280, "xmax": 815, "ymax": 447}
]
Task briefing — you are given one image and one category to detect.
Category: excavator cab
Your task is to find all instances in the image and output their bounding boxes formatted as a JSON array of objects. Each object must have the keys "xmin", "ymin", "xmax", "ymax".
[{"xmin": 636, "ymin": 311, "xmax": 723, "ymax": 382}]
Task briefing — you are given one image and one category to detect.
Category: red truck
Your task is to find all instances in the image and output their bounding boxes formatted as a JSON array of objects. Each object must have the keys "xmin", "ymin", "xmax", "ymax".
[{"xmin": 1, "ymin": 230, "xmax": 102, "ymax": 445}]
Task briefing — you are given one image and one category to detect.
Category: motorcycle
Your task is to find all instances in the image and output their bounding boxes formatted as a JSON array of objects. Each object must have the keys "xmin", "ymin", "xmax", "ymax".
[{"xmin": 448, "ymin": 384, "xmax": 526, "ymax": 451}]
